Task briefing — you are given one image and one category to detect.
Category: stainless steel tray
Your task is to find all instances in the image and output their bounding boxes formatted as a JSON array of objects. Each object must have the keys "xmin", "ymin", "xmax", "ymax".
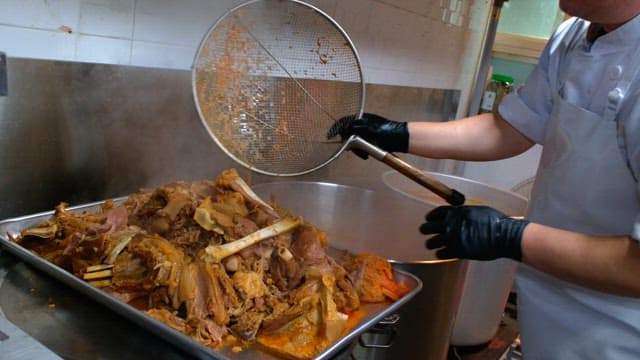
[{"xmin": 0, "ymin": 200, "xmax": 422, "ymax": 360}]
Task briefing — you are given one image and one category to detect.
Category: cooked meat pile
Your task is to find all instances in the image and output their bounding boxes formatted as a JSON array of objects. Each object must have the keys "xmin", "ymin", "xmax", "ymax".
[{"xmin": 11, "ymin": 169, "xmax": 409, "ymax": 359}]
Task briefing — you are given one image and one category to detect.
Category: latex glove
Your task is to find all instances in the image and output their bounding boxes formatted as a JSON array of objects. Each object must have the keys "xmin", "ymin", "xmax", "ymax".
[
  {"xmin": 420, "ymin": 206, "xmax": 529, "ymax": 261},
  {"xmin": 327, "ymin": 113, "xmax": 409, "ymax": 159}
]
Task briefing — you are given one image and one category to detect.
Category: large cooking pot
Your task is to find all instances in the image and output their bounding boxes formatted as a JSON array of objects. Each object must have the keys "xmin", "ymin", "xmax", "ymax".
[
  {"xmin": 382, "ymin": 171, "xmax": 528, "ymax": 346},
  {"xmin": 253, "ymin": 181, "xmax": 467, "ymax": 360}
]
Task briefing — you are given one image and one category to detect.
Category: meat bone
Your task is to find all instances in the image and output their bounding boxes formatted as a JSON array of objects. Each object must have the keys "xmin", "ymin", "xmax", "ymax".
[
  {"xmin": 219, "ymin": 168, "xmax": 279, "ymax": 218},
  {"xmin": 203, "ymin": 217, "xmax": 303, "ymax": 263},
  {"xmin": 82, "ymin": 219, "xmax": 303, "ymax": 286}
]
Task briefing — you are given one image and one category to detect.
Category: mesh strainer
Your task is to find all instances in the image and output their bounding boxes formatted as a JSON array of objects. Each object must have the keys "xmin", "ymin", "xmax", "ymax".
[
  {"xmin": 193, "ymin": 0, "xmax": 465, "ymax": 205},
  {"xmin": 193, "ymin": 0, "xmax": 361, "ymax": 176}
]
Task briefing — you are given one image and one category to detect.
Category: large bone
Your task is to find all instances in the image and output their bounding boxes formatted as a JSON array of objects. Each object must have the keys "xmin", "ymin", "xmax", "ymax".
[
  {"xmin": 203, "ymin": 217, "xmax": 302, "ymax": 262},
  {"xmin": 218, "ymin": 169, "xmax": 278, "ymax": 218},
  {"xmin": 230, "ymin": 176, "xmax": 274, "ymax": 212},
  {"xmin": 21, "ymin": 222, "xmax": 58, "ymax": 238}
]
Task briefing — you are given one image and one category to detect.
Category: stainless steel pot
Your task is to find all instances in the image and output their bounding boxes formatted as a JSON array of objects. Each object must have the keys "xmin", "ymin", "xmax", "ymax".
[
  {"xmin": 382, "ymin": 171, "xmax": 529, "ymax": 347},
  {"xmin": 252, "ymin": 181, "xmax": 467, "ymax": 360}
]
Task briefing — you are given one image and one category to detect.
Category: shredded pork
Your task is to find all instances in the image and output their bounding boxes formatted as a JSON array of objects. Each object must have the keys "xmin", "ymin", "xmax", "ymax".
[{"xmin": 12, "ymin": 168, "xmax": 409, "ymax": 359}]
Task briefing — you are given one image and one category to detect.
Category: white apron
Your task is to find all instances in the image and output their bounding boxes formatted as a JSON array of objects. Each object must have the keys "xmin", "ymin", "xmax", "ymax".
[{"xmin": 516, "ymin": 21, "xmax": 640, "ymax": 359}]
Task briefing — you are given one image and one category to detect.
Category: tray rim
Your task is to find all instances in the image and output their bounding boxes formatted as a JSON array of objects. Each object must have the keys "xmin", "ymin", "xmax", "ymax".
[{"xmin": 0, "ymin": 200, "xmax": 422, "ymax": 360}]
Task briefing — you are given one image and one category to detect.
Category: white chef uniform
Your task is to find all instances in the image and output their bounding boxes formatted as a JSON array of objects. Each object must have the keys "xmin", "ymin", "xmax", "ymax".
[{"xmin": 498, "ymin": 15, "xmax": 640, "ymax": 359}]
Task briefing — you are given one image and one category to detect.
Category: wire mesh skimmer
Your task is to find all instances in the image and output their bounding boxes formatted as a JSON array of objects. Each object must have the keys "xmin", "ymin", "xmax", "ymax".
[{"xmin": 192, "ymin": 0, "xmax": 465, "ymax": 205}]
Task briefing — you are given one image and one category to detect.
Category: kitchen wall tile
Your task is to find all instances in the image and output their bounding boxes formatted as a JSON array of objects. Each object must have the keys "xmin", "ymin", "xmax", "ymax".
[
  {"xmin": 0, "ymin": 25, "xmax": 76, "ymax": 60},
  {"xmin": 368, "ymin": 57, "xmax": 451, "ymax": 90},
  {"xmin": 78, "ymin": 0, "xmax": 134, "ymax": 38},
  {"xmin": 133, "ymin": 8, "xmax": 212, "ymax": 47},
  {"xmin": 366, "ymin": 34, "xmax": 428, "ymax": 74},
  {"xmin": 376, "ymin": 0, "xmax": 441, "ymax": 17},
  {"xmin": 405, "ymin": 14, "xmax": 436, "ymax": 50},
  {"xmin": 0, "ymin": 0, "xmax": 80, "ymax": 31},
  {"xmin": 373, "ymin": 3, "xmax": 430, "ymax": 50},
  {"xmin": 344, "ymin": 37, "xmax": 367, "ymax": 65},
  {"xmin": 75, "ymin": 34, "xmax": 131, "ymax": 64},
  {"xmin": 305, "ymin": 0, "xmax": 337, "ymax": 17},
  {"xmin": 133, "ymin": 0, "xmax": 239, "ymax": 47},
  {"xmin": 421, "ymin": 59, "xmax": 462, "ymax": 88},
  {"xmin": 131, "ymin": 40, "xmax": 196, "ymax": 70},
  {"xmin": 399, "ymin": 47, "xmax": 428, "ymax": 74},
  {"xmin": 134, "ymin": 0, "xmax": 179, "ymax": 15},
  {"xmin": 390, "ymin": 70, "xmax": 422, "ymax": 87},
  {"xmin": 0, "ymin": 0, "xmax": 487, "ymax": 90},
  {"xmin": 135, "ymin": 0, "xmax": 218, "ymax": 16},
  {"xmin": 333, "ymin": 0, "xmax": 372, "ymax": 35},
  {"xmin": 368, "ymin": 2, "xmax": 407, "ymax": 41},
  {"xmin": 365, "ymin": 68, "xmax": 405, "ymax": 87},
  {"xmin": 136, "ymin": 0, "xmax": 247, "ymax": 18},
  {"xmin": 435, "ymin": 71, "xmax": 460, "ymax": 91},
  {"xmin": 404, "ymin": 71, "xmax": 427, "ymax": 88},
  {"xmin": 362, "ymin": 67, "xmax": 385, "ymax": 85},
  {"xmin": 360, "ymin": 35, "xmax": 390, "ymax": 71},
  {"xmin": 467, "ymin": 0, "xmax": 490, "ymax": 32}
]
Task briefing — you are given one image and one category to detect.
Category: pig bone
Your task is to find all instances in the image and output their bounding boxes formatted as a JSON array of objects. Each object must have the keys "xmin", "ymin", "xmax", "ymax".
[
  {"xmin": 227, "ymin": 174, "xmax": 278, "ymax": 218},
  {"xmin": 203, "ymin": 217, "xmax": 302, "ymax": 262},
  {"xmin": 277, "ymin": 246, "xmax": 293, "ymax": 261}
]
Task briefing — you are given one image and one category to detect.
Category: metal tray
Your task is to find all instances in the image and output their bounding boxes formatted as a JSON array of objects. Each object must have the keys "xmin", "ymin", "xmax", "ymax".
[{"xmin": 0, "ymin": 200, "xmax": 422, "ymax": 360}]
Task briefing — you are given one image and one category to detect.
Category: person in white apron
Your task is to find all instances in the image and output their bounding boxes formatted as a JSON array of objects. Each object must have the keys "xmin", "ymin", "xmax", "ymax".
[
  {"xmin": 330, "ymin": 2, "xmax": 640, "ymax": 358},
  {"xmin": 506, "ymin": 15, "xmax": 640, "ymax": 359}
]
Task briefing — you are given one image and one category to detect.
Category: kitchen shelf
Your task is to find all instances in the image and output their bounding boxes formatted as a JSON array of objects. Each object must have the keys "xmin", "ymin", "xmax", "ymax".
[
  {"xmin": 492, "ymin": 32, "xmax": 547, "ymax": 64},
  {"xmin": 492, "ymin": 12, "xmax": 569, "ymax": 64}
]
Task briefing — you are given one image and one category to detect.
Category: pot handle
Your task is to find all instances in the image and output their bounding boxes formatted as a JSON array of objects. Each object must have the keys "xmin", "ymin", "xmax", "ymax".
[
  {"xmin": 359, "ymin": 328, "xmax": 397, "ymax": 349},
  {"xmin": 378, "ymin": 313, "xmax": 400, "ymax": 326},
  {"xmin": 358, "ymin": 314, "xmax": 400, "ymax": 349}
]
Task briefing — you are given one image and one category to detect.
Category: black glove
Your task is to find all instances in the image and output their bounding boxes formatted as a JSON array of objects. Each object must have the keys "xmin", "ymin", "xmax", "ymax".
[
  {"xmin": 327, "ymin": 113, "xmax": 409, "ymax": 159},
  {"xmin": 420, "ymin": 206, "xmax": 529, "ymax": 261}
]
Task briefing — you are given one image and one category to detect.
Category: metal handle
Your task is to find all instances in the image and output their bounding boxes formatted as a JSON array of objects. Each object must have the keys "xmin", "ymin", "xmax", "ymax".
[
  {"xmin": 378, "ymin": 313, "xmax": 400, "ymax": 326},
  {"xmin": 347, "ymin": 135, "xmax": 466, "ymax": 206},
  {"xmin": 357, "ymin": 313, "xmax": 400, "ymax": 349},
  {"xmin": 358, "ymin": 327, "xmax": 397, "ymax": 349},
  {"xmin": 382, "ymin": 154, "xmax": 466, "ymax": 205},
  {"xmin": 0, "ymin": 51, "xmax": 7, "ymax": 96}
]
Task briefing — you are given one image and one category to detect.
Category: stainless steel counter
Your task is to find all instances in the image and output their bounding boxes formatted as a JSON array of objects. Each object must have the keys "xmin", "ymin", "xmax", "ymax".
[
  {"xmin": 0, "ymin": 309, "xmax": 62, "ymax": 359},
  {"xmin": 0, "ymin": 249, "xmax": 193, "ymax": 359}
]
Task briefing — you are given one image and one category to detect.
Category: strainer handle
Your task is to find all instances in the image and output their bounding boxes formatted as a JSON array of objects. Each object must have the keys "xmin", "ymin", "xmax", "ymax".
[
  {"xmin": 347, "ymin": 136, "xmax": 466, "ymax": 206},
  {"xmin": 383, "ymin": 155, "xmax": 466, "ymax": 205}
]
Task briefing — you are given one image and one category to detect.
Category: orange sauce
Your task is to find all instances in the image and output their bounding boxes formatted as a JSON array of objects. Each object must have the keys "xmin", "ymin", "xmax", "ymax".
[
  {"xmin": 255, "ymin": 308, "xmax": 368, "ymax": 359},
  {"xmin": 127, "ymin": 296, "xmax": 149, "ymax": 311},
  {"xmin": 344, "ymin": 308, "xmax": 366, "ymax": 334}
]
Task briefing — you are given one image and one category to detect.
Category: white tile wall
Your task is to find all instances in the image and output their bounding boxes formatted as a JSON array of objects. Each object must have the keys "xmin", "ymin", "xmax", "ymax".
[
  {"xmin": 0, "ymin": 0, "xmax": 489, "ymax": 93},
  {"xmin": 306, "ymin": 0, "xmax": 337, "ymax": 17},
  {"xmin": 76, "ymin": 34, "xmax": 130, "ymax": 64},
  {"xmin": 333, "ymin": 0, "xmax": 373, "ymax": 35},
  {"xmin": 130, "ymin": 40, "xmax": 195, "ymax": 69},
  {"xmin": 133, "ymin": 0, "xmax": 221, "ymax": 46},
  {"xmin": 78, "ymin": 0, "xmax": 135, "ymax": 38},
  {"xmin": 0, "ymin": 25, "xmax": 76, "ymax": 60},
  {"xmin": 0, "ymin": 0, "xmax": 80, "ymax": 30}
]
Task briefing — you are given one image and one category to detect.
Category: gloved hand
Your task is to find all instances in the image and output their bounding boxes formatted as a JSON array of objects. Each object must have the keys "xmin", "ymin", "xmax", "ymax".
[
  {"xmin": 327, "ymin": 113, "xmax": 409, "ymax": 159},
  {"xmin": 420, "ymin": 206, "xmax": 529, "ymax": 261}
]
